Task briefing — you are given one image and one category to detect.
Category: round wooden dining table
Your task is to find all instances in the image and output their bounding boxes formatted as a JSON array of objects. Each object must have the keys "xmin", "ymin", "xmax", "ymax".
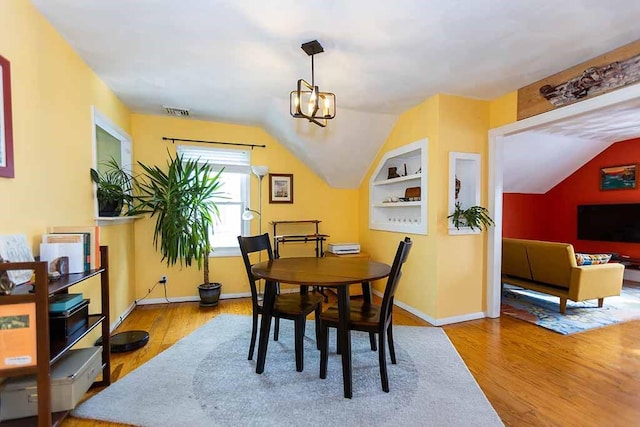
[{"xmin": 251, "ymin": 256, "xmax": 391, "ymax": 399}]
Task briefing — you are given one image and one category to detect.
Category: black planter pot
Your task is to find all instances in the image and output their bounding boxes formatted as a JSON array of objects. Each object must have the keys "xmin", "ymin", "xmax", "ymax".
[
  {"xmin": 198, "ymin": 282, "xmax": 222, "ymax": 307},
  {"xmin": 98, "ymin": 199, "xmax": 123, "ymax": 217}
]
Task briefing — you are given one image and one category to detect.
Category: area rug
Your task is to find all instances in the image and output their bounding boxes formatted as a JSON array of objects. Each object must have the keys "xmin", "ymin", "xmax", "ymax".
[
  {"xmin": 72, "ymin": 314, "xmax": 502, "ymax": 427},
  {"xmin": 501, "ymin": 284, "xmax": 640, "ymax": 335}
]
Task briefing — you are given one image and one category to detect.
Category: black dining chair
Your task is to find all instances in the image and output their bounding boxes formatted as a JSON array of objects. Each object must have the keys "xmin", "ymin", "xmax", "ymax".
[
  {"xmin": 238, "ymin": 233, "xmax": 324, "ymax": 372},
  {"xmin": 319, "ymin": 237, "xmax": 413, "ymax": 392}
]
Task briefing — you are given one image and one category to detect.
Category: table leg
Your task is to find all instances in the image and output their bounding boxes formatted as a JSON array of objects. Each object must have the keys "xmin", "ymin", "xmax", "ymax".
[
  {"xmin": 361, "ymin": 281, "xmax": 377, "ymax": 351},
  {"xmin": 361, "ymin": 281, "xmax": 372, "ymax": 304},
  {"xmin": 337, "ymin": 285, "xmax": 352, "ymax": 398},
  {"xmin": 256, "ymin": 280, "xmax": 277, "ymax": 374}
]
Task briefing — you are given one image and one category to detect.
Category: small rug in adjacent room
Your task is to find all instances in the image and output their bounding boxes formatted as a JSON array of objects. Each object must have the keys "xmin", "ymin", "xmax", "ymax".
[
  {"xmin": 72, "ymin": 314, "xmax": 503, "ymax": 427},
  {"xmin": 501, "ymin": 283, "xmax": 640, "ymax": 335}
]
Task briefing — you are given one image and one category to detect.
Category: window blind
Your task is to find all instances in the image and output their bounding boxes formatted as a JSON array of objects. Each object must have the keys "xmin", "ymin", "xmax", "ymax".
[{"xmin": 176, "ymin": 145, "xmax": 251, "ymax": 174}]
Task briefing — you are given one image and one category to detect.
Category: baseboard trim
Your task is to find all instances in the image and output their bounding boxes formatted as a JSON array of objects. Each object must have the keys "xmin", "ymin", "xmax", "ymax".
[
  {"xmin": 133, "ymin": 289, "xmax": 487, "ymax": 326},
  {"xmin": 372, "ymin": 290, "xmax": 487, "ymax": 326},
  {"xmin": 110, "ymin": 302, "xmax": 136, "ymax": 332},
  {"xmin": 134, "ymin": 291, "xmax": 253, "ymax": 306}
]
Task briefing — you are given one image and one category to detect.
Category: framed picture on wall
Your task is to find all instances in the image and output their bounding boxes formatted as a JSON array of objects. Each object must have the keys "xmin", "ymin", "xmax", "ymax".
[
  {"xmin": 0, "ymin": 54, "xmax": 14, "ymax": 178},
  {"xmin": 600, "ymin": 164, "xmax": 637, "ymax": 191},
  {"xmin": 269, "ymin": 173, "xmax": 293, "ymax": 204}
]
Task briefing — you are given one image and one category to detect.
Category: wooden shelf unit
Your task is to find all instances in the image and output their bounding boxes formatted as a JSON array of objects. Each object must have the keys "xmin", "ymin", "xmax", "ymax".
[
  {"xmin": 0, "ymin": 246, "xmax": 111, "ymax": 427},
  {"xmin": 271, "ymin": 220, "xmax": 329, "ymax": 258}
]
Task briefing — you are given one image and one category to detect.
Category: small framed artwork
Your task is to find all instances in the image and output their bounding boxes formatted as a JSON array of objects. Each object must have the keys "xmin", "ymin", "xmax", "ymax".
[
  {"xmin": 269, "ymin": 173, "xmax": 293, "ymax": 204},
  {"xmin": 0, "ymin": 54, "xmax": 14, "ymax": 178},
  {"xmin": 600, "ymin": 164, "xmax": 637, "ymax": 191}
]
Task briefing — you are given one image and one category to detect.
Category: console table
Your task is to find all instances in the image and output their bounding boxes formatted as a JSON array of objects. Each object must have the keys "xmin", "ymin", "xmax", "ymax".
[{"xmin": 271, "ymin": 220, "xmax": 329, "ymax": 259}]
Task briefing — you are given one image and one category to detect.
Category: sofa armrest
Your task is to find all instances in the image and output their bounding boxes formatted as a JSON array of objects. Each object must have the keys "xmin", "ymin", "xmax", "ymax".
[{"xmin": 569, "ymin": 263, "xmax": 624, "ymax": 301}]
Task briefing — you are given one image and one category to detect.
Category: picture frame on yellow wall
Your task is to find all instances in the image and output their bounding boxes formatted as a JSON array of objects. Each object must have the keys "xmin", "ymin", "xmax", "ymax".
[
  {"xmin": 600, "ymin": 163, "xmax": 636, "ymax": 191},
  {"xmin": 0, "ymin": 54, "xmax": 14, "ymax": 178},
  {"xmin": 269, "ymin": 173, "xmax": 293, "ymax": 204}
]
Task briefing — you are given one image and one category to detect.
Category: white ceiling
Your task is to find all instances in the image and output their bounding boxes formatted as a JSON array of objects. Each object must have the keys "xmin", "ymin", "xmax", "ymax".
[
  {"xmin": 32, "ymin": 0, "xmax": 640, "ymax": 188},
  {"xmin": 503, "ymin": 96, "xmax": 640, "ymax": 193}
]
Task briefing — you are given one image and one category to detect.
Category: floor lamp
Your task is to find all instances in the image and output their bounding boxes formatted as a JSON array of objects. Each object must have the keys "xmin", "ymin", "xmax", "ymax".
[{"xmin": 242, "ymin": 165, "xmax": 269, "ymax": 296}]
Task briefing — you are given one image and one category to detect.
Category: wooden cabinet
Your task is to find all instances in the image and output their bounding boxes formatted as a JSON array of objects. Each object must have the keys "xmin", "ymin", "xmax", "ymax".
[
  {"xmin": 0, "ymin": 246, "xmax": 110, "ymax": 426},
  {"xmin": 369, "ymin": 139, "xmax": 428, "ymax": 234}
]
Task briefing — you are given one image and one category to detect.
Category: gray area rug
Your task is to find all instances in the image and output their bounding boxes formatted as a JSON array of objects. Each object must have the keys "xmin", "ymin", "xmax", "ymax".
[{"xmin": 72, "ymin": 314, "xmax": 502, "ymax": 426}]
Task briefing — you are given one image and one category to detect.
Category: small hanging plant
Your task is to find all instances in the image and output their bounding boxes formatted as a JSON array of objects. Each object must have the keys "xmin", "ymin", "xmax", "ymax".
[{"xmin": 448, "ymin": 202, "xmax": 495, "ymax": 231}]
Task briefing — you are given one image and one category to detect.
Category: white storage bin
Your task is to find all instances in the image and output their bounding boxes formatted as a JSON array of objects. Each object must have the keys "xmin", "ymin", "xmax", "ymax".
[{"xmin": 0, "ymin": 346, "xmax": 102, "ymax": 421}]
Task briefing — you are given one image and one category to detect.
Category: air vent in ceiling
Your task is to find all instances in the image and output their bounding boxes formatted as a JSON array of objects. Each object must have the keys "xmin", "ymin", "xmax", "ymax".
[{"xmin": 163, "ymin": 105, "xmax": 190, "ymax": 117}]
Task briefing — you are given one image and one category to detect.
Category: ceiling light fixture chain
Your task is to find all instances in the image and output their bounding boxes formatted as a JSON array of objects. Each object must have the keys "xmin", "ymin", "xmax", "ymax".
[{"xmin": 290, "ymin": 40, "xmax": 336, "ymax": 128}]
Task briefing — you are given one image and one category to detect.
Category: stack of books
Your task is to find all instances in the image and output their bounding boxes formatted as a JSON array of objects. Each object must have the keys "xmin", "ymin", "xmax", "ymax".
[{"xmin": 39, "ymin": 226, "xmax": 100, "ymax": 274}]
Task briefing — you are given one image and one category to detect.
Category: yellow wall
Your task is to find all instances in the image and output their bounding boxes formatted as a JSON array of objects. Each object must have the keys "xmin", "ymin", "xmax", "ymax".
[
  {"xmin": 0, "ymin": 1, "xmax": 134, "ymax": 323},
  {"xmin": 435, "ymin": 95, "xmax": 490, "ymax": 318},
  {"xmin": 359, "ymin": 94, "xmax": 494, "ymax": 322},
  {"xmin": 490, "ymin": 92, "xmax": 518, "ymax": 128},
  {"xmin": 359, "ymin": 95, "xmax": 441, "ymax": 317},
  {"xmin": 131, "ymin": 114, "xmax": 359, "ymax": 300}
]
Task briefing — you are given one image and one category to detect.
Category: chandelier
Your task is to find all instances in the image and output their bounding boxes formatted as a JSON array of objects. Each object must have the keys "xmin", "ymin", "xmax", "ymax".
[{"xmin": 290, "ymin": 40, "xmax": 336, "ymax": 127}]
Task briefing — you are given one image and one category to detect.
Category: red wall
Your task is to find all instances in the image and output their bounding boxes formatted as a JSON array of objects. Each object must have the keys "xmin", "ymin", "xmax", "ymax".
[
  {"xmin": 502, "ymin": 193, "xmax": 550, "ymax": 239},
  {"xmin": 503, "ymin": 138, "xmax": 640, "ymax": 257}
]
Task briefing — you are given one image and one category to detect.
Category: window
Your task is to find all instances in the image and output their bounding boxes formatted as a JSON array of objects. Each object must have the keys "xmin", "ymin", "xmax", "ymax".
[
  {"xmin": 176, "ymin": 145, "xmax": 250, "ymax": 256},
  {"xmin": 92, "ymin": 107, "xmax": 132, "ymax": 219}
]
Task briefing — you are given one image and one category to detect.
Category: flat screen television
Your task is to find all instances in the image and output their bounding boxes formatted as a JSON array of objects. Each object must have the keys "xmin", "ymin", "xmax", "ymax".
[{"xmin": 577, "ymin": 203, "xmax": 640, "ymax": 243}]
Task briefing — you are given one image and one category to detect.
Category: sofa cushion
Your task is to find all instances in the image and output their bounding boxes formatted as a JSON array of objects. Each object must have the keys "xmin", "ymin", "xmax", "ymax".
[
  {"xmin": 575, "ymin": 253, "xmax": 612, "ymax": 266},
  {"xmin": 502, "ymin": 238, "xmax": 533, "ymax": 280},
  {"xmin": 523, "ymin": 240, "xmax": 575, "ymax": 289}
]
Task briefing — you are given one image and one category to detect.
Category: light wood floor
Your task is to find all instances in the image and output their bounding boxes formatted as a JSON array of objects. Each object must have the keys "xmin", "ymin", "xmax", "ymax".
[{"xmin": 62, "ymin": 295, "xmax": 640, "ymax": 427}]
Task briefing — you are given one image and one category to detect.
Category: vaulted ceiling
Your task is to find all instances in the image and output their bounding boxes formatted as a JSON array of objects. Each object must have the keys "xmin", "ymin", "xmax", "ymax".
[{"xmin": 32, "ymin": 0, "xmax": 640, "ymax": 188}]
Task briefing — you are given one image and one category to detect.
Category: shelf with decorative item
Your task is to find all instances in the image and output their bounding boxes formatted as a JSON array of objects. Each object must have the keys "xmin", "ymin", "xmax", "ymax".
[
  {"xmin": 372, "ymin": 173, "xmax": 422, "ymax": 186},
  {"xmin": 369, "ymin": 139, "xmax": 427, "ymax": 234},
  {"xmin": 448, "ymin": 151, "xmax": 493, "ymax": 235},
  {"xmin": 373, "ymin": 201, "xmax": 422, "ymax": 208}
]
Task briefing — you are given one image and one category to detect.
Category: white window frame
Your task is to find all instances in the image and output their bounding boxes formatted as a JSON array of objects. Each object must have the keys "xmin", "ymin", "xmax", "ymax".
[
  {"xmin": 91, "ymin": 106, "xmax": 133, "ymax": 222},
  {"xmin": 176, "ymin": 145, "xmax": 250, "ymax": 257}
]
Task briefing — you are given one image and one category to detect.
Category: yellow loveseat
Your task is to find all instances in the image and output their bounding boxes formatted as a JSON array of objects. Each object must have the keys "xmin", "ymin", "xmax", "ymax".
[{"xmin": 501, "ymin": 238, "xmax": 624, "ymax": 314}]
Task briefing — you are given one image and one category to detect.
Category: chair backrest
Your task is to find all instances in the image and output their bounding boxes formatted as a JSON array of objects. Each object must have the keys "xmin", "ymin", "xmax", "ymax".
[
  {"xmin": 237, "ymin": 233, "xmax": 274, "ymax": 307},
  {"xmin": 379, "ymin": 237, "xmax": 413, "ymax": 327}
]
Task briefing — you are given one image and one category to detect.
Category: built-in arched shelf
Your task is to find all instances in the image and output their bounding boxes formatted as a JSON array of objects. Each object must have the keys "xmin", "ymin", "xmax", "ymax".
[
  {"xmin": 369, "ymin": 139, "xmax": 428, "ymax": 235},
  {"xmin": 448, "ymin": 152, "xmax": 481, "ymax": 235}
]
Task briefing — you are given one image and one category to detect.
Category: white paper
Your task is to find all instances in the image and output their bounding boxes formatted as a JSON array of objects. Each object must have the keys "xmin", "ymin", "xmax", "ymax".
[
  {"xmin": 0, "ymin": 234, "xmax": 35, "ymax": 284},
  {"xmin": 39, "ymin": 242, "xmax": 84, "ymax": 274}
]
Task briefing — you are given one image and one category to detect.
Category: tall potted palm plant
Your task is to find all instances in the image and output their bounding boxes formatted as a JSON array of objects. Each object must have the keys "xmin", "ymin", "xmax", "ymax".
[{"xmin": 130, "ymin": 151, "xmax": 225, "ymax": 306}]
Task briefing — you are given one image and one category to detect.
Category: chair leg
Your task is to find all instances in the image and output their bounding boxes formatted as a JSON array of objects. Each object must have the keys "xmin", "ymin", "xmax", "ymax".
[
  {"xmin": 314, "ymin": 305, "xmax": 322, "ymax": 350},
  {"xmin": 274, "ymin": 316, "xmax": 280, "ymax": 341},
  {"xmin": 295, "ymin": 317, "xmax": 305, "ymax": 372},
  {"xmin": 248, "ymin": 311, "xmax": 258, "ymax": 360},
  {"xmin": 369, "ymin": 332, "xmax": 377, "ymax": 351},
  {"xmin": 320, "ymin": 323, "xmax": 328, "ymax": 379},
  {"xmin": 598, "ymin": 297, "xmax": 604, "ymax": 308},
  {"xmin": 387, "ymin": 323, "xmax": 396, "ymax": 364},
  {"xmin": 378, "ymin": 328, "xmax": 389, "ymax": 392}
]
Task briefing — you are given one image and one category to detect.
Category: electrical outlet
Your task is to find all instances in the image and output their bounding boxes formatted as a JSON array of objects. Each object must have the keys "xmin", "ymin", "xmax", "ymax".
[{"xmin": 160, "ymin": 275, "xmax": 168, "ymax": 284}]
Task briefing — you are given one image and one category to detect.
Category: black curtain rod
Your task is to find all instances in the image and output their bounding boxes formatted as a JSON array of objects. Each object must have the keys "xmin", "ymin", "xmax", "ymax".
[{"xmin": 162, "ymin": 137, "xmax": 266, "ymax": 150}]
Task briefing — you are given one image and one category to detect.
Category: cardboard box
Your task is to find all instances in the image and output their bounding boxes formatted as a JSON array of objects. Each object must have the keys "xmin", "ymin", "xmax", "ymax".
[{"xmin": 0, "ymin": 346, "xmax": 102, "ymax": 420}]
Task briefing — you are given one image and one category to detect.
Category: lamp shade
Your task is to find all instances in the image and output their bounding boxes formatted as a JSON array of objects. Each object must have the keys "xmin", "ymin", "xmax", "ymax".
[
  {"xmin": 252, "ymin": 165, "xmax": 269, "ymax": 178},
  {"xmin": 242, "ymin": 209, "xmax": 255, "ymax": 221}
]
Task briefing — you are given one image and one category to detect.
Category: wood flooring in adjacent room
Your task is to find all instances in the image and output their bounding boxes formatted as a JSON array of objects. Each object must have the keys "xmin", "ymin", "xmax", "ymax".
[{"xmin": 62, "ymin": 295, "xmax": 640, "ymax": 427}]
